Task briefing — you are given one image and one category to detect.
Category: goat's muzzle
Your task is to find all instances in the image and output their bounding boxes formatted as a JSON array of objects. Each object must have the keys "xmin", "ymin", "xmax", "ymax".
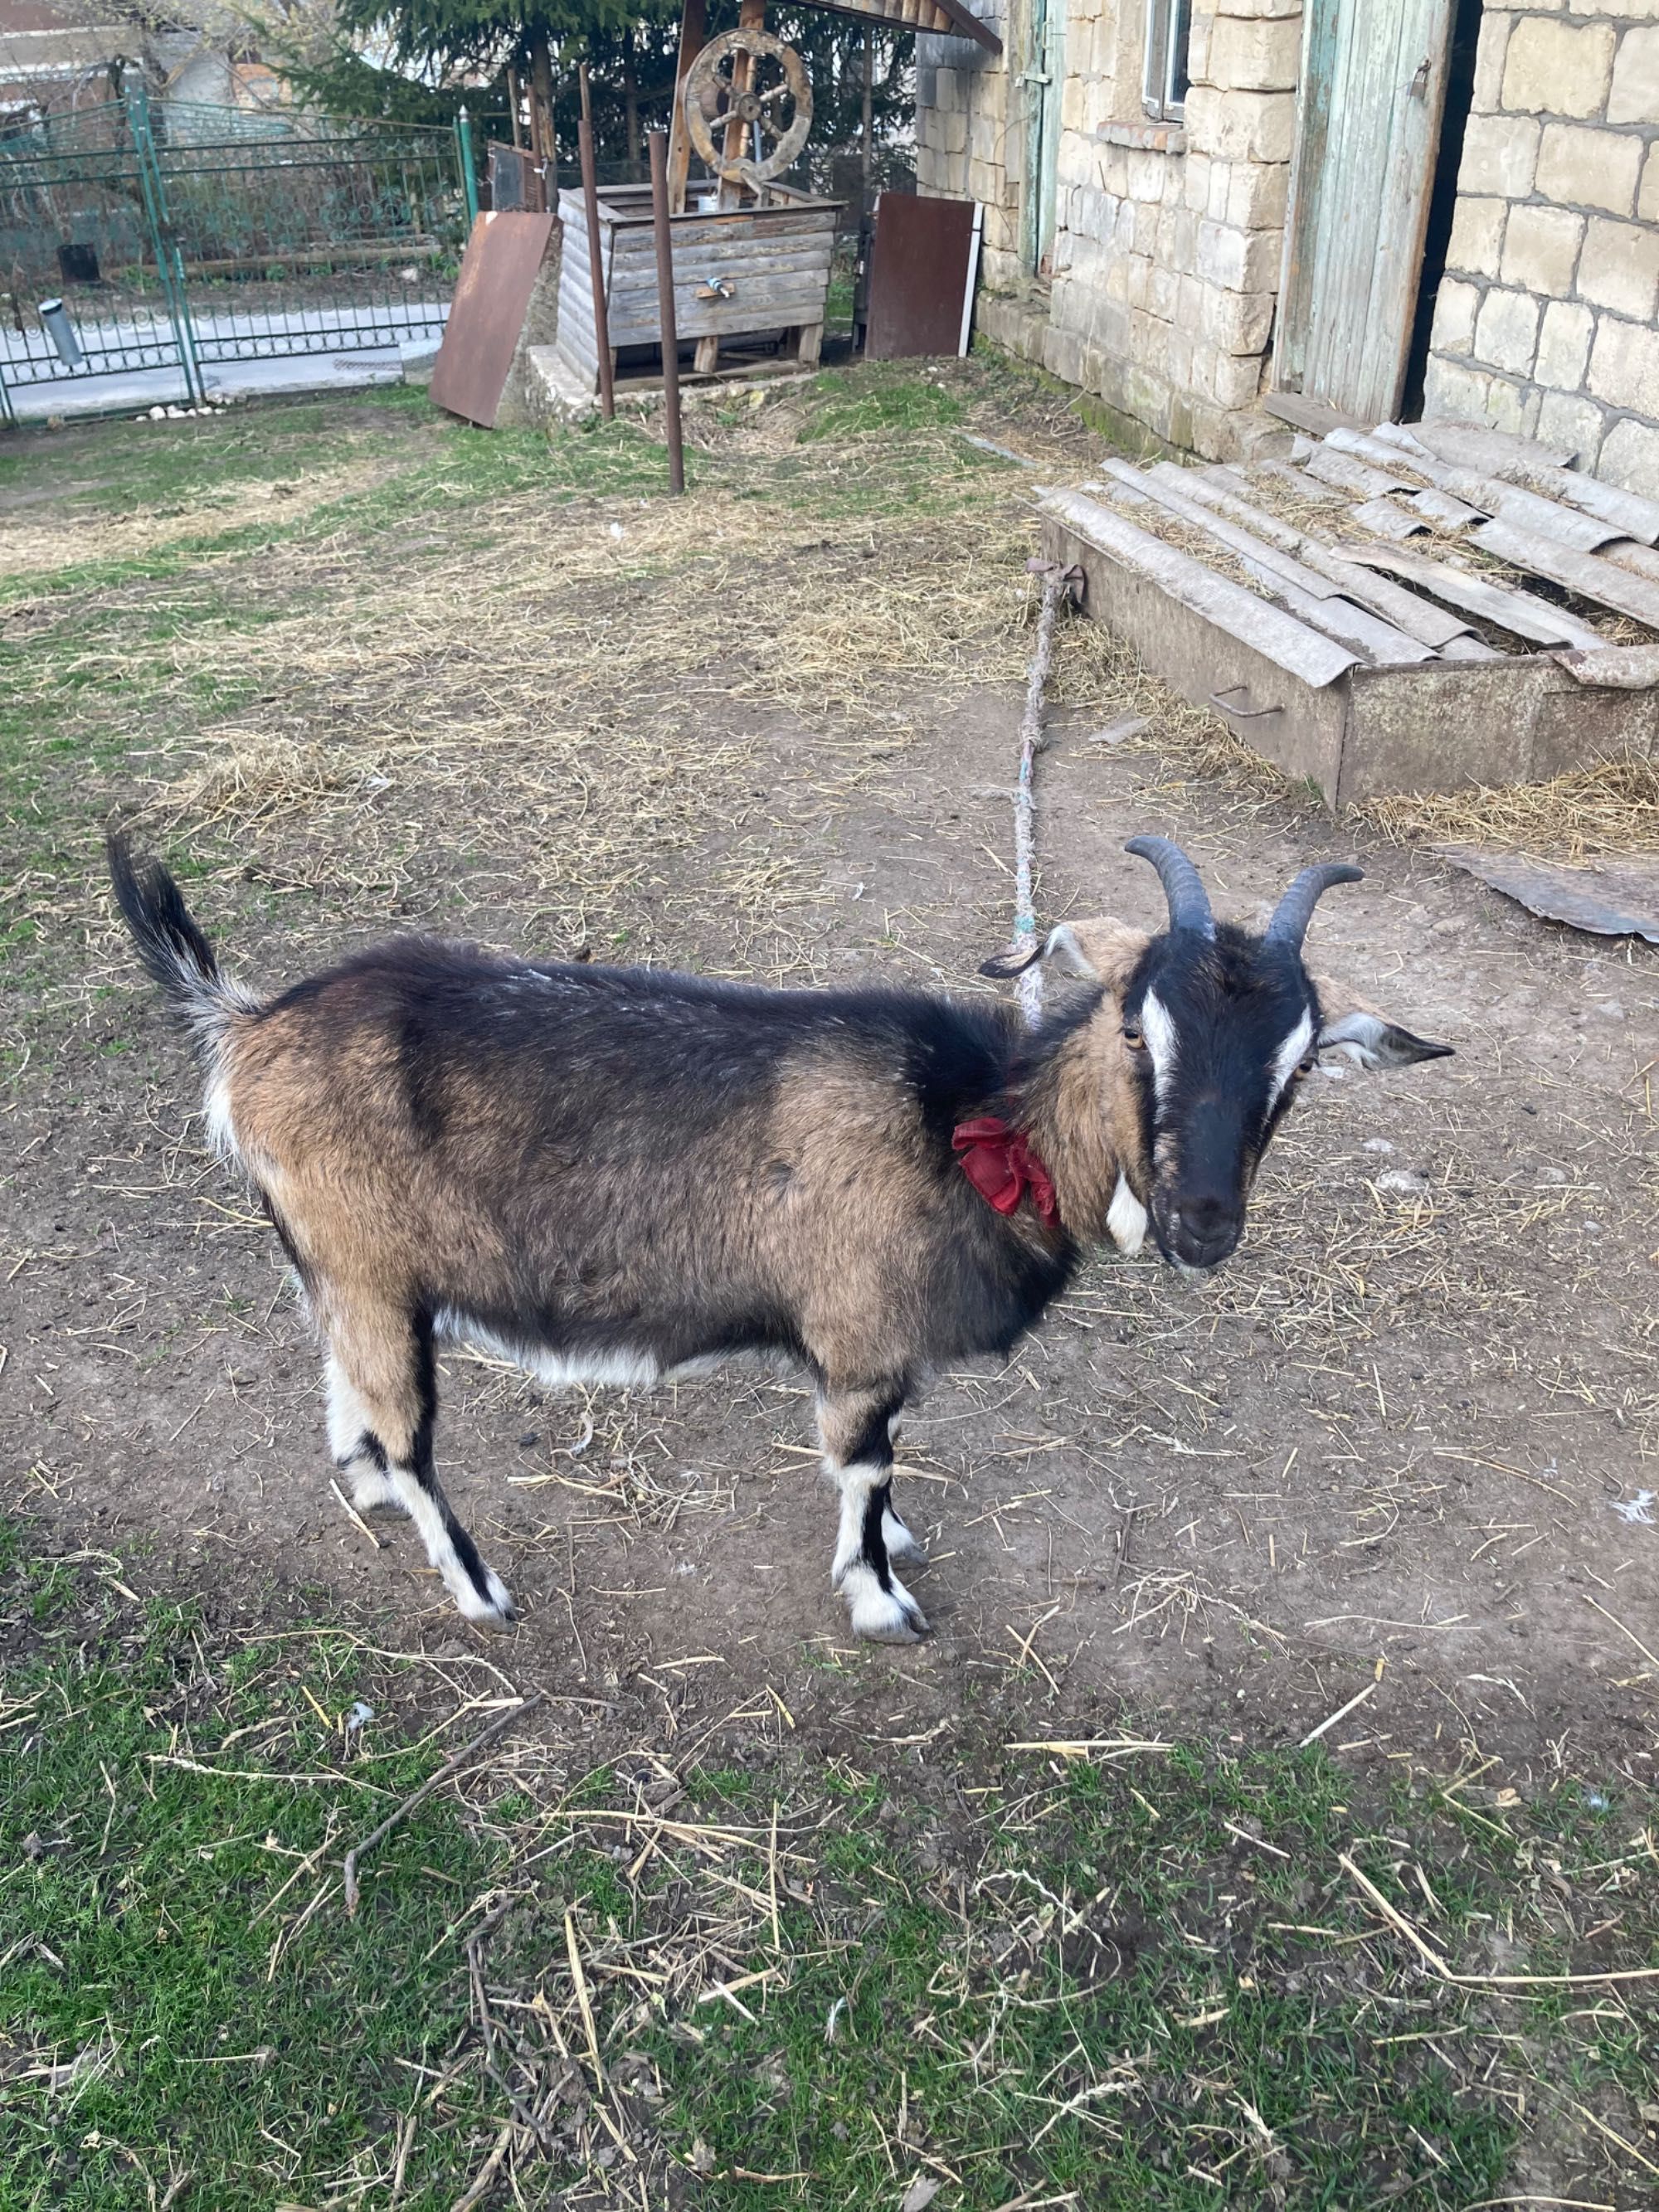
[{"xmin": 1150, "ymin": 1189, "xmax": 1243, "ymax": 1271}]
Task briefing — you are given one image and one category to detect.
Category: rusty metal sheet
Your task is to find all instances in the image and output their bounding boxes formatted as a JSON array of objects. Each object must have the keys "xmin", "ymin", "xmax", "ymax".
[
  {"xmin": 864, "ymin": 192, "xmax": 978, "ymax": 360},
  {"xmin": 1472, "ymin": 518, "xmax": 1659, "ymax": 631},
  {"xmin": 488, "ymin": 143, "xmax": 547, "ymax": 214},
  {"xmin": 430, "ymin": 211, "xmax": 557, "ymax": 429},
  {"xmin": 1436, "ymin": 847, "xmax": 1659, "ymax": 944},
  {"xmin": 1039, "ymin": 486, "xmax": 1358, "ymax": 687},
  {"xmin": 1345, "ymin": 544, "xmax": 1608, "ymax": 651}
]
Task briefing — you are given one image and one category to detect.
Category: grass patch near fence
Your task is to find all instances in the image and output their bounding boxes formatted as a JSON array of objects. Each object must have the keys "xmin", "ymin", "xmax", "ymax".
[{"xmin": 3, "ymin": 1526, "xmax": 1655, "ymax": 2210}]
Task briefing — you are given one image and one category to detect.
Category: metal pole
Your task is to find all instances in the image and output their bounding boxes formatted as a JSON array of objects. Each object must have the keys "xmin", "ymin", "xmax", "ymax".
[
  {"xmin": 647, "ymin": 128, "xmax": 684, "ymax": 495},
  {"xmin": 457, "ymin": 104, "xmax": 479, "ymax": 230},
  {"xmin": 577, "ymin": 65, "xmax": 614, "ymax": 421}
]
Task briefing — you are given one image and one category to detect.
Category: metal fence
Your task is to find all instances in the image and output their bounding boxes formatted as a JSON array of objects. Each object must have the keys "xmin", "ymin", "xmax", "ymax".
[{"xmin": 0, "ymin": 87, "xmax": 476, "ymax": 423}]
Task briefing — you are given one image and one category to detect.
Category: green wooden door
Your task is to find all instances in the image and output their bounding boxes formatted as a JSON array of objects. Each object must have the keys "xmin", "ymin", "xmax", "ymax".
[
  {"xmin": 1022, "ymin": 0, "xmax": 1064, "ymax": 277},
  {"xmin": 1277, "ymin": 0, "xmax": 1455, "ymax": 420}
]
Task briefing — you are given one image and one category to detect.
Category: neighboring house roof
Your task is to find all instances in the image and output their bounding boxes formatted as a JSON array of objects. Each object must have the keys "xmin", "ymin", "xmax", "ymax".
[{"xmin": 799, "ymin": 0, "xmax": 1000, "ymax": 56}]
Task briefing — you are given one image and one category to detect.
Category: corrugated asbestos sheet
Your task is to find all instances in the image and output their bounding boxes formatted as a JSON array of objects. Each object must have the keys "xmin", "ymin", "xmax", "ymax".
[
  {"xmin": 1036, "ymin": 416, "xmax": 1659, "ymax": 804},
  {"xmin": 1050, "ymin": 417, "xmax": 1659, "ymax": 680}
]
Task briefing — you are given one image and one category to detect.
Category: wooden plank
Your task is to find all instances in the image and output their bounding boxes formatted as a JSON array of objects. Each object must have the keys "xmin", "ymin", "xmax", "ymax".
[
  {"xmin": 1262, "ymin": 391, "xmax": 1365, "ymax": 436},
  {"xmin": 1470, "ymin": 518, "xmax": 1659, "ymax": 631},
  {"xmin": 1343, "ymin": 545, "xmax": 1609, "ymax": 651}
]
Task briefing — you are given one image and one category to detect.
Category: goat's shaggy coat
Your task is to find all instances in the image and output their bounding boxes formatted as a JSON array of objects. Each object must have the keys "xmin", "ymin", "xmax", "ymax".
[{"xmin": 109, "ymin": 834, "xmax": 1449, "ymax": 1639}]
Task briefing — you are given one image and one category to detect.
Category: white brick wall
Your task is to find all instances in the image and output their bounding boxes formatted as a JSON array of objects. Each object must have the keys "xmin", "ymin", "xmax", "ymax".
[{"xmin": 1425, "ymin": 7, "xmax": 1659, "ymax": 488}]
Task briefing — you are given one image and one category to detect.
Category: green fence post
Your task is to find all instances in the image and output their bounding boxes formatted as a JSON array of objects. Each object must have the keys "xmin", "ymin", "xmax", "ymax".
[
  {"xmin": 457, "ymin": 105, "xmax": 479, "ymax": 231},
  {"xmin": 127, "ymin": 77, "xmax": 206, "ymax": 406}
]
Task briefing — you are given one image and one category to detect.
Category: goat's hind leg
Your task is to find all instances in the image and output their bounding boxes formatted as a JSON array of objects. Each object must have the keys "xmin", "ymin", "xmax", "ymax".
[
  {"xmin": 326, "ymin": 1308, "xmax": 514, "ymax": 1628},
  {"xmin": 820, "ymin": 1383, "xmax": 927, "ymax": 1642}
]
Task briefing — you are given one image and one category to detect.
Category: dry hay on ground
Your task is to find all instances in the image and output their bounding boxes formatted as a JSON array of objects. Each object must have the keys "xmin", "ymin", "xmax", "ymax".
[{"xmin": 1358, "ymin": 756, "xmax": 1659, "ymax": 860}]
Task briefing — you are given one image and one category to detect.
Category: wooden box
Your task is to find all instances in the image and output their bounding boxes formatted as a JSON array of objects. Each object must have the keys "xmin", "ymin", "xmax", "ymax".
[{"xmin": 552, "ymin": 182, "xmax": 839, "ymax": 389}]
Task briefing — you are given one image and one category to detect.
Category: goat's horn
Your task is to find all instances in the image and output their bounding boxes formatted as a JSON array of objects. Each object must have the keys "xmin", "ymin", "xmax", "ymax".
[
  {"xmin": 1124, "ymin": 836, "xmax": 1214, "ymax": 936},
  {"xmin": 1264, "ymin": 862, "xmax": 1364, "ymax": 950}
]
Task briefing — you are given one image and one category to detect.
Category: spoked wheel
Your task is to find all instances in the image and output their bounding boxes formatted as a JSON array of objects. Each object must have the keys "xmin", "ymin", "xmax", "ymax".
[{"xmin": 684, "ymin": 27, "xmax": 813, "ymax": 196}]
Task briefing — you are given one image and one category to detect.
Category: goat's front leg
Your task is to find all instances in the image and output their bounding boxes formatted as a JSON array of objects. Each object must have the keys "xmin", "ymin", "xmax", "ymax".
[{"xmin": 820, "ymin": 1382, "xmax": 927, "ymax": 1642}]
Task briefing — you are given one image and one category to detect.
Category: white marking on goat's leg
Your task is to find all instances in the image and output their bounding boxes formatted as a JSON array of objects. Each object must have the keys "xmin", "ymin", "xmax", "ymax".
[
  {"xmin": 382, "ymin": 1459, "xmax": 515, "ymax": 1630},
  {"xmin": 830, "ymin": 1461, "xmax": 927, "ymax": 1641},
  {"xmin": 1107, "ymin": 1172, "xmax": 1149, "ymax": 1256},
  {"xmin": 882, "ymin": 1505, "xmax": 927, "ymax": 1563},
  {"xmin": 324, "ymin": 1354, "xmax": 406, "ymax": 1514}
]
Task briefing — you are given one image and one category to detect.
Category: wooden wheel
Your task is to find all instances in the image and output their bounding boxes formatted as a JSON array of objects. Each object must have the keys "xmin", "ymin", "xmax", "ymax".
[{"xmin": 684, "ymin": 27, "xmax": 812, "ymax": 195}]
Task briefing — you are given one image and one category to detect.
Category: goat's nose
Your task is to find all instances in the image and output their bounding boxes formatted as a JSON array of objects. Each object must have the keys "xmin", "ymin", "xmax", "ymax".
[{"xmin": 1179, "ymin": 1194, "xmax": 1240, "ymax": 1239}]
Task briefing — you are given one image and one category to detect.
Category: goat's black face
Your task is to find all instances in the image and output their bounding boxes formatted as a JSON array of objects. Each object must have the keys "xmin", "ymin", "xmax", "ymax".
[{"xmin": 1122, "ymin": 923, "xmax": 1318, "ymax": 1271}]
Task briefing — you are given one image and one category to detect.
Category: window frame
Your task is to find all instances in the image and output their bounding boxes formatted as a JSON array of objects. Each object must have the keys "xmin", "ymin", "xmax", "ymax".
[{"xmin": 1142, "ymin": 0, "xmax": 1193, "ymax": 122}]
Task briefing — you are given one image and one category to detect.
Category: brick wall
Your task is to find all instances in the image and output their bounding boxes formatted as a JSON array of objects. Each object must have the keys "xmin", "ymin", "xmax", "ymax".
[{"xmin": 1423, "ymin": 7, "xmax": 1659, "ymax": 492}]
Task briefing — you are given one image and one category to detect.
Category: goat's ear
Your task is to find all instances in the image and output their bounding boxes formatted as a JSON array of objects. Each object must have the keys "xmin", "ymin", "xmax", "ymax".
[
  {"xmin": 980, "ymin": 920, "xmax": 1147, "ymax": 985},
  {"xmin": 1314, "ymin": 984, "xmax": 1454, "ymax": 1070}
]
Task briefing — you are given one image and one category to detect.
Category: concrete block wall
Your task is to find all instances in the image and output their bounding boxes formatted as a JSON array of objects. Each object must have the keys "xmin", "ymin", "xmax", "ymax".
[
  {"xmin": 915, "ymin": 0, "xmax": 1024, "ymax": 290},
  {"xmin": 918, "ymin": 0, "xmax": 1300, "ymax": 459},
  {"xmin": 1424, "ymin": 7, "xmax": 1659, "ymax": 493}
]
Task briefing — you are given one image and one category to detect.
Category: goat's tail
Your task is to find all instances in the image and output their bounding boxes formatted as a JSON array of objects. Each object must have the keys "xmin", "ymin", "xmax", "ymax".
[{"xmin": 107, "ymin": 831, "xmax": 261, "ymax": 1062}]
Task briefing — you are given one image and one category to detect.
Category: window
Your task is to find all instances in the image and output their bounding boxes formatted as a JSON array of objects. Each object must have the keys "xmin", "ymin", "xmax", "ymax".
[{"xmin": 1143, "ymin": 0, "xmax": 1193, "ymax": 121}]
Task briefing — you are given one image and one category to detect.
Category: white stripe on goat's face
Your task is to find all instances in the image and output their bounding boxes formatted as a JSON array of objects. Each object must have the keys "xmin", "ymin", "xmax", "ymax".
[
  {"xmin": 1268, "ymin": 1010, "xmax": 1316, "ymax": 1108},
  {"xmin": 1138, "ymin": 988, "xmax": 1180, "ymax": 1104}
]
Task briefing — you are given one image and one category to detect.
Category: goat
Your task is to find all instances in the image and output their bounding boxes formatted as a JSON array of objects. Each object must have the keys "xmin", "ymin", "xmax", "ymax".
[{"xmin": 109, "ymin": 832, "xmax": 1450, "ymax": 1642}]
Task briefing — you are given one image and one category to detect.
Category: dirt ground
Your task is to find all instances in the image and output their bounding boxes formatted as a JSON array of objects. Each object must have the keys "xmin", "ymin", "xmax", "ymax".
[{"xmin": 6, "ymin": 370, "xmax": 1657, "ymax": 1807}]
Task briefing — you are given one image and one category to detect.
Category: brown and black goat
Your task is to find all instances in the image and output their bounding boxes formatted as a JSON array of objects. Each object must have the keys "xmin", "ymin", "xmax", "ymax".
[{"xmin": 109, "ymin": 833, "xmax": 1450, "ymax": 1641}]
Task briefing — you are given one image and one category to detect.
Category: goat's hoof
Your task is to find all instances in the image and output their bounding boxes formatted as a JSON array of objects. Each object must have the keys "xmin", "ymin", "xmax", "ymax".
[
  {"xmin": 457, "ymin": 1569, "xmax": 517, "ymax": 1631},
  {"xmin": 882, "ymin": 1514, "xmax": 927, "ymax": 1565},
  {"xmin": 843, "ymin": 1565, "xmax": 929, "ymax": 1643}
]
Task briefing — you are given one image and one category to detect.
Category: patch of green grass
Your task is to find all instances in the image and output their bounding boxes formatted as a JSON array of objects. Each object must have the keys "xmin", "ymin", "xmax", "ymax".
[
  {"xmin": 797, "ymin": 366, "xmax": 966, "ymax": 442},
  {"xmin": 5, "ymin": 1532, "xmax": 1652, "ymax": 2210},
  {"xmin": 0, "ymin": 1542, "xmax": 500, "ymax": 2210}
]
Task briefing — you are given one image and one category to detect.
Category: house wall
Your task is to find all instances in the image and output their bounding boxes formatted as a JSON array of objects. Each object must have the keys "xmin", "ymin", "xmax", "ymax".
[
  {"xmin": 918, "ymin": 0, "xmax": 1301, "ymax": 458},
  {"xmin": 1422, "ymin": 7, "xmax": 1659, "ymax": 493}
]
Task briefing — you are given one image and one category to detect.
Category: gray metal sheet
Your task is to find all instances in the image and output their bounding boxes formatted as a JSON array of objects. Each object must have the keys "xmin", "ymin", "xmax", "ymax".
[
  {"xmin": 1472, "ymin": 518, "xmax": 1659, "ymax": 630},
  {"xmin": 1038, "ymin": 487, "xmax": 1359, "ymax": 688},
  {"xmin": 1160, "ymin": 467, "xmax": 1482, "ymax": 648},
  {"xmin": 1129, "ymin": 461, "xmax": 1435, "ymax": 663},
  {"xmin": 1344, "ymin": 544, "xmax": 1608, "ymax": 651},
  {"xmin": 1555, "ymin": 644, "xmax": 1659, "ymax": 690},
  {"xmin": 1486, "ymin": 456, "xmax": 1659, "ymax": 547},
  {"xmin": 1436, "ymin": 847, "xmax": 1659, "ymax": 944},
  {"xmin": 1349, "ymin": 495, "xmax": 1423, "ymax": 538},
  {"xmin": 1402, "ymin": 421, "xmax": 1578, "ymax": 473},
  {"xmin": 1441, "ymin": 469, "xmax": 1623, "ymax": 552}
]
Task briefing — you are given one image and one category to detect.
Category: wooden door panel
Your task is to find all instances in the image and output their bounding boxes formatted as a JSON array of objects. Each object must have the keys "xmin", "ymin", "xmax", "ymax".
[{"xmin": 1278, "ymin": 0, "xmax": 1453, "ymax": 421}]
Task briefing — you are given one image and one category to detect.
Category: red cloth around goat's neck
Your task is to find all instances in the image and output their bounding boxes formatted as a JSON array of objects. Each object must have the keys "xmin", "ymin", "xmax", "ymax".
[{"xmin": 951, "ymin": 1116, "xmax": 1061, "ymax": 1228}]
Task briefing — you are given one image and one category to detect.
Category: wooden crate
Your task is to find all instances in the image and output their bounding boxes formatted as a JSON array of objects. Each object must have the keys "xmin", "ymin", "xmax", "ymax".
[{"xmin": 552, "ymin": 182, "xmax": 839, "ymax": 390}]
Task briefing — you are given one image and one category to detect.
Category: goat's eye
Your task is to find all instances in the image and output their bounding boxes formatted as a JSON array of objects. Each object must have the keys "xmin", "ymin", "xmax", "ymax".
[
  {"xmin": 1122, "ymin": 1024, "xmax": 1146, "ymax": 1050},
  {"xmin": 1295, "ymin": 1056, "xmax": 1316, "ymax": 1079}
]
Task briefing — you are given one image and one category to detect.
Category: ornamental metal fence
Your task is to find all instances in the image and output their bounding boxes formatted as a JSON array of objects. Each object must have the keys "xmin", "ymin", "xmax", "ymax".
[{"xmin": 0, "ymin": 85, "xmax": 477, "ymax": 423}]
